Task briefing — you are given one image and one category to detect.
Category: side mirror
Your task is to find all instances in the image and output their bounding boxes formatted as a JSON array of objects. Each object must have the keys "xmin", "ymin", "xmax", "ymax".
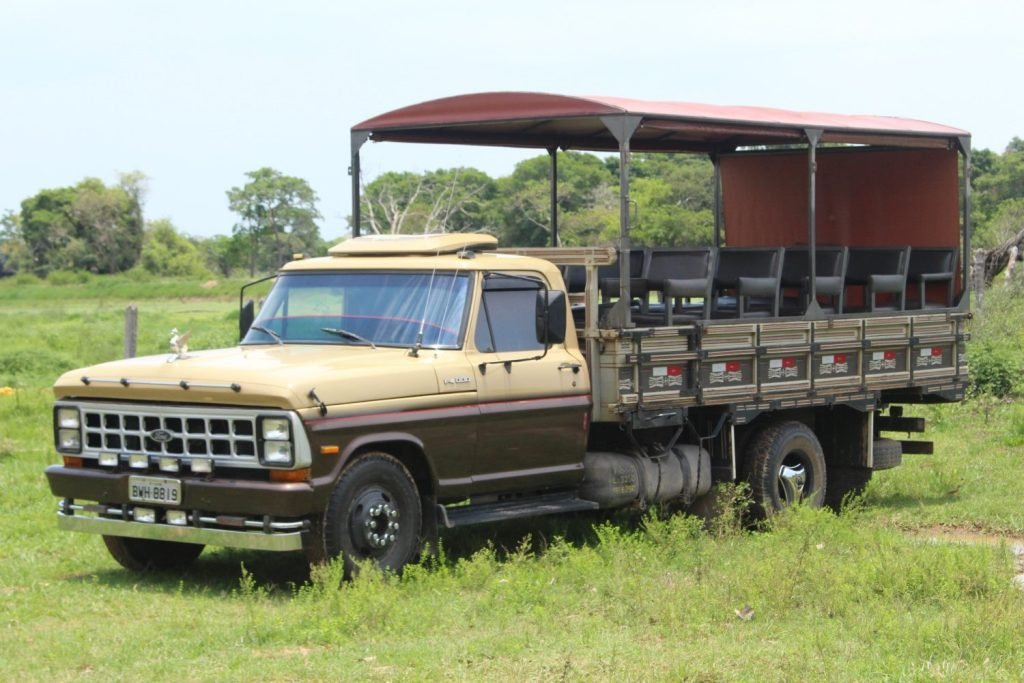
[
  {"xmin": 536, "ymin": 290, "xmax": 567, "ymax": 345},
  {"xmin": 239, "ymin": 299, "xmax": 255, "ymax": 341}
]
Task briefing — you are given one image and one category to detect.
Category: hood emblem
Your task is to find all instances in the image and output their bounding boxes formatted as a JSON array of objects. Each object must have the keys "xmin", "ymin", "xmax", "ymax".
[
  {"xmin": 168, "ymin": 328, "xmax": 192, "ymax": 362},
  {"xmin": 149, "ymin": 429, "xmax": 174, "ymax": 443}
]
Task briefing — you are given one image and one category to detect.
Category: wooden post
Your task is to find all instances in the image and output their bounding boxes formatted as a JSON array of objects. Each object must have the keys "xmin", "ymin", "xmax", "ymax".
[
  {"xmin": 124, "ymin": 305, "xmax": 138, "ymax": 358},
  {"xmin": 972, "ymin": 249, "xmax": 986, "ymax": 312}
]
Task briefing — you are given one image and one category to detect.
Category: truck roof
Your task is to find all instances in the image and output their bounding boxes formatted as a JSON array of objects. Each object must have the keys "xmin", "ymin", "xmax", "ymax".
[
  {"xmin": 327, "ymin": 233, "xmax": 497, "ymax": 256},
  {"xmin": 352, "ymin": 91, "xmax": 969, "ymax": 152},
  {"xmin": 283, "ymin": 234, "xmax": 563, "ymax": 277}
]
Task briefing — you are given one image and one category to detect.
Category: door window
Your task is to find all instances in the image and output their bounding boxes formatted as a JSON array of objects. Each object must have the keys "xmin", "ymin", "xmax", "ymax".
[{"xmin": 474, "ymin": 276, "xmax": 543, "ymax": 353}]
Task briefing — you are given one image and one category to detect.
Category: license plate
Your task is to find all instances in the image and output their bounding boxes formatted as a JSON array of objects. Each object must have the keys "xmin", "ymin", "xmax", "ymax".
[{"xmin": 128, "ymin": 476, "xmax": 182, "ymax": 505}]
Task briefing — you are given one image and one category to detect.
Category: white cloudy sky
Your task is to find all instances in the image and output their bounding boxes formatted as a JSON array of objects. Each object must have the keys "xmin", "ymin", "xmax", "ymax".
[{"xmin": 1, "ymin": 0, "xmax": 1020, "ymax": 242}]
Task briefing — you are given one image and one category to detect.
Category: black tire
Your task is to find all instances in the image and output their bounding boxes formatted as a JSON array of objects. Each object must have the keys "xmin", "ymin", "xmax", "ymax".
[
  {"xmin": 824, "ymin": 467, "xmax": 873, "ymax": 512},
  {"xmin": 318, "ymin": 452, "xmax": 422, "ymax": 578},
  {"xmin": 102, "ymin": 536, "xmax": 204, "ymax": 571},
  {"xmin": 872, "ymin": 438, "xmax": 903, "ymax": 470},
  {"xmin": 744, "ymin": 420, "xmax": 827, "ymax": 516}
]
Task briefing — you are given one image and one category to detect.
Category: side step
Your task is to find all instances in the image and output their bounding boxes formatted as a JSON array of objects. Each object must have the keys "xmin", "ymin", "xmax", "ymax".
[{"xmin": 437, "ymin": 492, "xmax": 599, "ymax": 529}]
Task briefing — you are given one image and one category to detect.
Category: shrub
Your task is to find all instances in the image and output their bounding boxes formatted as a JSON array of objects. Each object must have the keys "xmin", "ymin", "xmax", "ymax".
[
  {"xmin": 46, "ymin": 270, "xmax": 93, "ymax": 286},
  {"xmin": 0, "ymin": 348, "xmax": 77, "ymax": 383},
  {"xmin": 967, "ymin": 341, "xmax": 1018, "ymax": 398}
]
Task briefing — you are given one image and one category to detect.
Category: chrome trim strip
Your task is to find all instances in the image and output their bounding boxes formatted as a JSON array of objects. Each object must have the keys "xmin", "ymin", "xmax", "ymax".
[
  {"xmin": 306, "ymin": 394, "xmax": 591, "ymax": 432},
  {"xmin": 80, "ymin": 377, "xmax": 242, "ymax": 392},
  {"xmin": 57, "ymin": 513, "xmax": 303, "ymax": 552},
  {"xmin": 62, "ymin": 503, "xmax": 306, "ymax": 531}
]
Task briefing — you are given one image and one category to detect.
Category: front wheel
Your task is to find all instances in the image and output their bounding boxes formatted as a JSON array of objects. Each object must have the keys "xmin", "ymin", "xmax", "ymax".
[
  {"xmin": 102, "ymin": 536, "xmax": 204, "ymax": 571},
  {"xmin": 744, "ymin": 421, "xmax": 827, "ymax": 516},
  {"xmin": 318, "ymin": 452, "xmax": 423, "ymax": 578}
]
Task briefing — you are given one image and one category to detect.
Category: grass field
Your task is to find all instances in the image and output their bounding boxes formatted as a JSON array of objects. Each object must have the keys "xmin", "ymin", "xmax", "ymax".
[{"xmin": 1, "ymin": 274, "xmax": 1023, "ymax": 681}]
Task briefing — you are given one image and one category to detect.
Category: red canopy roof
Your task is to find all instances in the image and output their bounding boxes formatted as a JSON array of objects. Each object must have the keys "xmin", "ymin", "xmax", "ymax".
[{"xmin": 353, "ymin": 92, "xmax": 969, "ymax": 152}]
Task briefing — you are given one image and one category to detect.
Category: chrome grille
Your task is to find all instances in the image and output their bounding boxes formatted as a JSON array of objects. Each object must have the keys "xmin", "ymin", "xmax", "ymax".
[
  {"xmin": 82, "ymin": 408, "xmax": 257, "ymax": 460},
  {"xmin": 57, "ymin": 400, "xmax": 312, "ymax": 470}
]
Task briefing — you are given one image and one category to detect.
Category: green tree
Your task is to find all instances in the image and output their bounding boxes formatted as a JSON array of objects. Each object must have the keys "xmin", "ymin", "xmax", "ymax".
[
  {"xmin": 627, "ymin": 153, "xmax": 715, "ymax": 214},
  {"xmin": 137, "ymin": 219, "xmax": 211, "ymax": 278},
  {"xmin": 0, "ymin": 211, "xmax": 30, "ymax": 275},
  {"xmin": 973, "ymin": 139, "xmax": 1024, "ymax": 232},
  {"xmin": 18, "ymin": 175, "xmax": 145, "ymax": 275},
  {"xmin": 227, "ymin": 167, "xmax": 323, "ymax": 275},
  {"xmin": 628, "ymin": 176, "xmax": 714, "ymax": 247},
  {"xmin": 496, "ymin": 152, "xmax": 613, "ymax": 246},
  {"xmin": 198, "ymin": 234, "xmax": 247, "ymax": 277}
]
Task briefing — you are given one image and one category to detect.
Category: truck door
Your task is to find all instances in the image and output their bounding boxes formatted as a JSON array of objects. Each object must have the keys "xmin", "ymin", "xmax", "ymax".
[{"xmin": 465, "ymin": 273, "xmax": 589, "ymax": 494}]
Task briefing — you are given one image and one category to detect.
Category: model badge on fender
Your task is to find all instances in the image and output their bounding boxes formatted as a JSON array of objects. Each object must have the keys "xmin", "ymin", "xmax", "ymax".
[{"xmin": 443, "ymin": 376, "xmax": 471, "ymax": 385}]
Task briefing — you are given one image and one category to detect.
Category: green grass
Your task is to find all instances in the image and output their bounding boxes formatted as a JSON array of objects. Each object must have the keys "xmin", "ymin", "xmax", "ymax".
[{"xmin": 2, "ymin": 277, "xmax": 1024, "ymax": 681}]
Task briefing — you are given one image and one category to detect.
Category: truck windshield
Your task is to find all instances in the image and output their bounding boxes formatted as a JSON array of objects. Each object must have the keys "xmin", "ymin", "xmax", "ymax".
[{"xmin": 243, "ymin": 271, "xmax": 471, "ymax": 349}]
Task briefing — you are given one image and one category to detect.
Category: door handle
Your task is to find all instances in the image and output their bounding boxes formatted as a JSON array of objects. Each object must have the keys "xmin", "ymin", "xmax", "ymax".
[{"xmin": 558, "ymin": 362, "xmax": 582, "ymax": 374}]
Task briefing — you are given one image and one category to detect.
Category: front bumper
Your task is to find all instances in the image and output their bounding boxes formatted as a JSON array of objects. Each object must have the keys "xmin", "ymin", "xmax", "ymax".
[
  {"xmin": 47, "ymin": 465, "xmax": 321, "ymax": 552},
  {"xmin": 57, "ymin": 509, "xmax": 304, "ymax": 551},
  {"xmin": 46, "ymin": 465, "xmax": 320, "ymax": 517}
]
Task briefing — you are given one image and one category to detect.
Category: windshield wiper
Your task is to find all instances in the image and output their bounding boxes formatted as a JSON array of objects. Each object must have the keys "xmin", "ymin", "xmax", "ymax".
[
  {"xmin": 249, "ymin": 324, "xmax": 283, "ymax": 345},
  {"xmin": 320, "ymin": 327, "xmax": 377, "ymax": 349}
]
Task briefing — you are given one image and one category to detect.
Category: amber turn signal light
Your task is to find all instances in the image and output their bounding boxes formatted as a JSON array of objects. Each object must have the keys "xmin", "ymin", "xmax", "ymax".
[
  {"xmin": 319, "ymin": 445, "xmax": 340, "ymax": 455},
  {"xmin": 270, "ymin": 468, "xmax": 310, "ymax": 483},
  {"xmin": 62, "ymin": 456, "xmax": 84, "ymax": 468}
]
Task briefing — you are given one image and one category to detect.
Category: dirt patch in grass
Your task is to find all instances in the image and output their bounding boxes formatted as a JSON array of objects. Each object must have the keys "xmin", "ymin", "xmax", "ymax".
[{"xmin": 907, "ymin": 524, "xmax": 1024, "ymax": 586}]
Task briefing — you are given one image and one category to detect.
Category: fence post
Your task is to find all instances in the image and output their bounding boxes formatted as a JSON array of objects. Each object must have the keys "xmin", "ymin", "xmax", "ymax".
[{"xmin": 124, "ymin": 305, "xmax": 138, "ymax": 358}]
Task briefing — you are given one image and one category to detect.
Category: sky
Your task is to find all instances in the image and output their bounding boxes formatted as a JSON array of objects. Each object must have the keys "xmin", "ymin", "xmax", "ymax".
[{"xmin": 2, "ymin": 0, "xmax": 1022, "ymax": 243}]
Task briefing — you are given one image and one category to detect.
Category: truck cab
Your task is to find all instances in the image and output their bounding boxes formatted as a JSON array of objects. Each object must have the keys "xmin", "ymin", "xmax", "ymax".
[{"xmin": 47, "ymin": 233, "xmax": 595, "ymax": 573}]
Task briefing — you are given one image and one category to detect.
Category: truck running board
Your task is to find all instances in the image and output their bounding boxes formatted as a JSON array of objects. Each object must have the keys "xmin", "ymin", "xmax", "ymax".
[{"xmin": 436, "ymin": 493, "xmax": 599, "ymax": 528}]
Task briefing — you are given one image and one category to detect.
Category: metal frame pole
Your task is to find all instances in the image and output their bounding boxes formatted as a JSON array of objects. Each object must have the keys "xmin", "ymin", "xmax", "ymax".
[
  {"xmin": 350, "ymin": 131, "xmax": 370, "ymax": 238},
  {"xmin": 805, "ymin": 128, "xmax": 823, "ymax": 317},
  {"xmin": 548, "ymin": 147, "xmax": 559, "ymax": 247},
  {"xmin": 959, "ymin": 136, "xmax": 972, "ymax": 308},
  {"xmin": 600, "ymin": 115, "xmax": 642, "ymax": 328}
]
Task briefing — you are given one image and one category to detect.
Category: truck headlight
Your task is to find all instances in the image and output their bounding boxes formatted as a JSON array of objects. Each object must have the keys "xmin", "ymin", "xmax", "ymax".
[
  {"xmin": 57, "ymin": 429, "xmax": 82, "ymax": 452},
  {"xmin": 57, "ymin": 407, "xmax": 81, "ymax": 429},
  {"xmin": 260, "ymin": 417, "xmax": 291, "ymax": 441},
  {"xmin": 258, "ymin": 416, "xmax": 294, "ymax": 467},
  {"xmin": 55, "ymin": 406, "xmax": 82, "ymax": 454},
  {"xmin": 261, "ymin": 440, "xmax": 293, "ymax": 466}
]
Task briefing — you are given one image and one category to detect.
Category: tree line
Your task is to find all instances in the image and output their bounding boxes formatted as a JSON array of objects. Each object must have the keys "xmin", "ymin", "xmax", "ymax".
[
  {"xmin": 1, "ymin": 141, "xmax": 1022, "ymax": 280},
  {"xmin": 0, "ymin": 167, "xmax": 324, "ymax": 279}
]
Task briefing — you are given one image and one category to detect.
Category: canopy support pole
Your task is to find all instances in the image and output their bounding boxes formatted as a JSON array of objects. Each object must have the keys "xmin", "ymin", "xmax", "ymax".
[
  {"xmin": 804, "ymin": 128, "xmax": 824, "ymax": 318},
  {"xmin": 958, "ymin": 135, "xmax": 972, "ymax": 309},
  {"xmin": 712, "ymin": 154, "xmax": 722, "ymax": 248},
  {"xmin": 350, "ymin": 131, "xmax": 370, "ymax": 238},
  {"xmin": 548, "ymin": 147, "xmax": 559, "ymax": 247},
  {"xmin": 601, "ymin": 115, "xmax": 642, "ymax": 328}
]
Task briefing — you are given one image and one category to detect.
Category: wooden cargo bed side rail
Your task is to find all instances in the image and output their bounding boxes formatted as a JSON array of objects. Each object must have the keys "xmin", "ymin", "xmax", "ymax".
[{"xmin": 593, "ymin": 311, "xmax": 968, "ymax": 422}]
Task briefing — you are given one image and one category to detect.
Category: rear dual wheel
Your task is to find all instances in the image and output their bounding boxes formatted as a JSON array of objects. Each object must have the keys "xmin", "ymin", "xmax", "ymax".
[{"xmin": 744, "ymin": 421, "xmax": 827, "ymax": 516}]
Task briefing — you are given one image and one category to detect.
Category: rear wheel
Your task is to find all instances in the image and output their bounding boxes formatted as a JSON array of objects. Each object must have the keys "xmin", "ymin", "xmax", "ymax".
[
  {"xmin": 318, "ymin": 452, "xmax": 422, "ymax": 578},
  {"xmin": 102, "ymin": 536, "xmax": 204, "ymax": 571},
  {"xmin": 744, "ymin": 421, "xmax": 827, "ymax": 516}
]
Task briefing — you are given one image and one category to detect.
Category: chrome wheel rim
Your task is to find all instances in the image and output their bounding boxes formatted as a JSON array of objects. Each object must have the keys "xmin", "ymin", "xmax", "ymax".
[
  {"xmin": 349, "ymin": 490, "xmax": 400, "ymax": 555},
  {"xmin": 777, "ymin": 456, "xmax": 808, "ymax": 505}
]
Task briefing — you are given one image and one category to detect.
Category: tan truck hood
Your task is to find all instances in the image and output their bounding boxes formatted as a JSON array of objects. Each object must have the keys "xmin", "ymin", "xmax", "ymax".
[{"xmin": 53, "ymin": 345, "xmax": 443, "ymax": 410}]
